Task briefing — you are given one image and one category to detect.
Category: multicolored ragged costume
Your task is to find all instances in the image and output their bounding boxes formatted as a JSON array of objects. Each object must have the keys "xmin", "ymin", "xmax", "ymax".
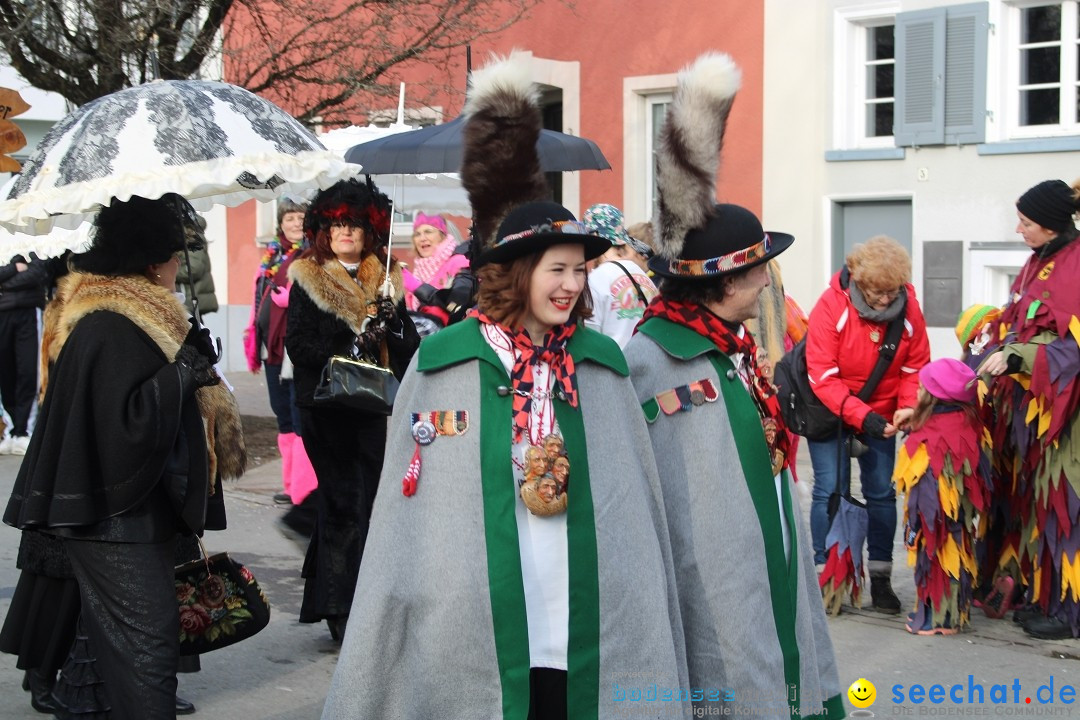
[
  {"xmin": 894, "ymin": 408, "xmax": 990, "ymax": 632},
  {"xmin": 983, "ymin": 237, "xmax": 1080, "ymax": 632}
]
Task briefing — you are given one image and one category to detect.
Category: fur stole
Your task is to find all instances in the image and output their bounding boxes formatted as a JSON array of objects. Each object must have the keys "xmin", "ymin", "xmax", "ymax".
[
  {"xmin": 42, "ymin": 272, "xmax": 246, "ymax": 485},
  {"xmin": 289, "ymin": 253, "xmax": 404, "ymax": 365}
]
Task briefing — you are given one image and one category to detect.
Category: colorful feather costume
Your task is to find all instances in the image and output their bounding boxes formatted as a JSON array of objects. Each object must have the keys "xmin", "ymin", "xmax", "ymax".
[
  {"xmin": 894, "ymin": 407, "xmax": 990, "ymax": 631},
  {"xmin": 983, "ymin": 237, "xmax": 1080, "ymax": 632}
]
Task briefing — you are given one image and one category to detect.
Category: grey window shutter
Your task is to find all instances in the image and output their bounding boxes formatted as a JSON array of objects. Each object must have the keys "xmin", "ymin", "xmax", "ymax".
[
  {"xmin": 895, "ymin": 8, "xmax": 946, "ymax": 146},
  {"xmin": 944, "ymin": 3, "xmax": 989, "ymax": 144}
]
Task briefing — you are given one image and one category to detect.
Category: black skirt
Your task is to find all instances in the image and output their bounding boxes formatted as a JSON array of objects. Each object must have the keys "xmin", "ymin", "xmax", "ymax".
[{"xmin": 0, "ymin": 570, "xmax": 80, "ymax": 674}]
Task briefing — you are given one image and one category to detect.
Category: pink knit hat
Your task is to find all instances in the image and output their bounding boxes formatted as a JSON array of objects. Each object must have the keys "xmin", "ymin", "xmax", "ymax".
[
  {"xmin": 413, "ymin": 212, "xmax": 447, "ymax": 235},
  {"xmin": 919, "ymin": 358, "xmax": 977, "ymax": 403}
]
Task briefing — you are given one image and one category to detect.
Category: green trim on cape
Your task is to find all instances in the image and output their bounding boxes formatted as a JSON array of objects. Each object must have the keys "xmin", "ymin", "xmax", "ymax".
[
  {"xmin": 479, "ymin": 359, "xmax": 532, "ymax": 718},
  {"xmin": 637, "ymin": 317, "xmax": 805, "ymax": 714},
  {"xmin": 710, "ymin": 351, "xmax": 802, "ymax": 718},
  {"xmin": 434, "ymin": 318, "xmax": 602, "ymax": 717},
  {"xmin": 637, "ymin": 316, "xmax": 716, "ymax": 360},
  {"xmin": 554, "ymin": 399, "xmax": 601, "ymax": 719},
  {"xmin": 821, "ymin": 693, "xmax": 847, "ymax": 717}
]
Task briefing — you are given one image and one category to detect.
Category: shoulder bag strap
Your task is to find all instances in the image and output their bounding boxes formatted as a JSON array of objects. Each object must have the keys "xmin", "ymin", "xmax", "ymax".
[{"xmin": 611, "ymin": 260, "xmax": 649, "ymax": 305}]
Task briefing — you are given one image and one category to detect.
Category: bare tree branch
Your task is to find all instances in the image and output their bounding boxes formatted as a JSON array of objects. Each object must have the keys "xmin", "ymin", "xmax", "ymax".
[{"xmin": 0, "ymin": 0, "xmax": 552, "ymax": 124}]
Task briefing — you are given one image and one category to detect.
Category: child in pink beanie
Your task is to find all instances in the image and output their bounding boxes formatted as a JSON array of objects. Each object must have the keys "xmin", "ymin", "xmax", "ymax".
[{"xmin": 893, "ymin": 357, "xmax": 991, "ymax": 635}]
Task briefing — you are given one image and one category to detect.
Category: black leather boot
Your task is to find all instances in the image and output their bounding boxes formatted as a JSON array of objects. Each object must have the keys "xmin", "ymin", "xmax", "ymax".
[
  {"xmin": 870, "ymin": 574, "xmax": 901, "ymax": 614},
  {"xmin": 176, "ymin": 694, "xmax": 197, "ymax": 715},
  {"xmin": 25, "ymin": 669, "xmax": 59, "ymax": 714},
  {"xmin": 1012, "ymin": 605, "xmax": 1040, "ymax": 625},
  {"xmin": 327, "ymin": 615, "xmax": 349, "ymax": 642},
  {"xmin": 1021, "ymin": 614, "xmax": 1076, "ymax": 640}
]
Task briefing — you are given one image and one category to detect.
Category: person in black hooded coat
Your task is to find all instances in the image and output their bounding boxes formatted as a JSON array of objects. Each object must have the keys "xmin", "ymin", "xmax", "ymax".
[{"xmin": 3, "ymin": 194, "xmax": 246, "ymax": 720}]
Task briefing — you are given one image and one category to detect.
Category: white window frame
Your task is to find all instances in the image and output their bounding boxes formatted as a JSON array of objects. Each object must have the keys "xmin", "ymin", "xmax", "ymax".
[
  {"xmin": 1002, "ymin": 0, "xmax": 1080, "ymax": 138},
  {"xmin": 643, "ymin": 93, "xmax": 672, "ymax": 218},
  {"xmin": 623, "ymin": 74, "xmax": 676, "ymax": 224},
  {"xmin": 832, "ymin": 3, "xmax": 901, "ymax": 150}
]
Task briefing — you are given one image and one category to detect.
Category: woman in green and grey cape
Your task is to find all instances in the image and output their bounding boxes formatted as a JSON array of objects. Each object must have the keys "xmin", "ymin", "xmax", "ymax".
[
  {"xmin": 624, "ymin": 52, "xmax": 844, "ymax": 718},
  {"xmin": 321, "ymin": 52, "xmax": 688, "ymax": 720}
]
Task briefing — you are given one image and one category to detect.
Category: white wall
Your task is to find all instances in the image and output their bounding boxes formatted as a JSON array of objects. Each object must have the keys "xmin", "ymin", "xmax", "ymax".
[{"xmin": 764, "ymin": 0, "xmax": 1080, "ymax": 361}]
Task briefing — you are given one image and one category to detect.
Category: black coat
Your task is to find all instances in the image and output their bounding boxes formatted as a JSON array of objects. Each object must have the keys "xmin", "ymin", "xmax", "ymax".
[
  {"xmin": 0, "ymin": 255, "xmax": 52, "ymax": 311},
  {"xmin": 4, "ymin": 311, "xmax": 220, "ymax": 541}
]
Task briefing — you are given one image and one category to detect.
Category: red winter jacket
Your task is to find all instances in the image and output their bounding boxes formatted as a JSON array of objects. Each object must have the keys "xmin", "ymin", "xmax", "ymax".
[{"xmin": 805, "ymin": 270, "xmax": 930, "ymax": 432}]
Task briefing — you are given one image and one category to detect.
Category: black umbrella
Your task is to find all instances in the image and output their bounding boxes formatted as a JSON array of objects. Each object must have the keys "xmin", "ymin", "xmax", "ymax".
[{"xmin": 343, "ymin": 116, "xmax": 611, "ymax": 174}]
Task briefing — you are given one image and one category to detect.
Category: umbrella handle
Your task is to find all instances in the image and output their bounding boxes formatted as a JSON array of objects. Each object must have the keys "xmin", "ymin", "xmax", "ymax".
[
  {"xmin": 381, "ymin": 198, "xmax": 394, "ymax": 298},
  {"xmin": 181, "ymin": 245, "xmax": 202, "ymax": 325},
  {"xmin": 836, "ymin": 397, "xmax": 853, "ymax": 499}
]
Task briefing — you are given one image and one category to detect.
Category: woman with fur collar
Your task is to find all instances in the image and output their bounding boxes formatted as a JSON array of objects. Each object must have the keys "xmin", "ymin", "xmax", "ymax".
[
  {"xmin": 285, "ymin": 177, "xmax": 420, "ymax": 642},
  {"xmin": 4, "ymin": 193, "xmax": 244, "ymax": 719}
]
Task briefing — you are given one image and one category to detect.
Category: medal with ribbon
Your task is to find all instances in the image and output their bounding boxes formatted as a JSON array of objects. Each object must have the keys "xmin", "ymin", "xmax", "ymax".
[{"xmin": 401, "ymin": 411, "xmax": 469, "ymax": 496}]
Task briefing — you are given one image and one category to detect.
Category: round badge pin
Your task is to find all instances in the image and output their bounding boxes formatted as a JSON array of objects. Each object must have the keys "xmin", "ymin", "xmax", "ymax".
[{"xmin": 412, "ymin": 420, "xmax": 437, "ymax": 446}]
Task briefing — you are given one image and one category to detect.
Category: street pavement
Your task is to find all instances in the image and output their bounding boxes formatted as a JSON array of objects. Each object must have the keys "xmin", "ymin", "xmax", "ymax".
[{"xmin": 0, "ymin": 371, "xmax": 1078, "ymax": 718}]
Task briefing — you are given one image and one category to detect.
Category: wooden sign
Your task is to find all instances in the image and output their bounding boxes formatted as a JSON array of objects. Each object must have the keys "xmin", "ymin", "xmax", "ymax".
[
  {"xmin": 0, "ymin": 117, "xmax": 26, "ymax": 172},
  {"xmin": 0, "ymin": 118, "xmax": 26, "ymax": 153},
  {"xmin": 0, "ymin": 88, "xmax": 30, "ymax": 120}
]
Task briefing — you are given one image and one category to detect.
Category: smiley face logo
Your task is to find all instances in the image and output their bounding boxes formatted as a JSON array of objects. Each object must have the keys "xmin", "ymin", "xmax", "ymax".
[{"xmin": 848, "ymin": 678, "xmax": 876, "ymax": 709}]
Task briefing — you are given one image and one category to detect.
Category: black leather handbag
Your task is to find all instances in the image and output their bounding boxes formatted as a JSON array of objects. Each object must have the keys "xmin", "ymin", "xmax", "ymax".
[{"xmin": 312, "ymin": 355, "xmax": 399, "ymax": 415}]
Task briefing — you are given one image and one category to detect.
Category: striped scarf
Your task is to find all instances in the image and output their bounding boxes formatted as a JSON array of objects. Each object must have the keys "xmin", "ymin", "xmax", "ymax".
[{"xmin": 472, "ymin": 311, "xmax": 579, "ymax": 443}]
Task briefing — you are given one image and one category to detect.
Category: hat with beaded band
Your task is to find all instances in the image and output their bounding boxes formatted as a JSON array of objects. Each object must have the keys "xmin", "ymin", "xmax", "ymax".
[
  {"xmin": 648, "ymin": 203, "xmax": 792, "ymax": 279},
  {"xmin": 478, "ymin": 201, "xmax": 609, "ymax": 268}
]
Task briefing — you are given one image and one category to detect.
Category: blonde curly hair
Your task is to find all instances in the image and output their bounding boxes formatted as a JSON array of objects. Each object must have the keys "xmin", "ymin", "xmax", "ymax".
[{"xmin": 846, "ymin": 235, "xmax": 911, "ymax": 291}]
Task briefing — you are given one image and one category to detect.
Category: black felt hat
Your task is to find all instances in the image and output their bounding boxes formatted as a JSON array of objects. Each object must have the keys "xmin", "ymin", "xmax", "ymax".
[
  {"xmin": 474, "ymin": 201, "xmax": 611, "ymax": 268},
  {"xmin": 73, "ymin": 193, "xmax": 196, "ymax": 276},
  {"xmin": 648, "ymin": 203, "xmax": 793, "ymax": 279}
]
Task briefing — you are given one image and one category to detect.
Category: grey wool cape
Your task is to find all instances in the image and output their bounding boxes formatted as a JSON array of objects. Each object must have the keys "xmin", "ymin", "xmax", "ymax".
[
  {"xmin": 321, "ymin": 318, "xmax": 690, "ymax": 720},
  {"xmin": 625, "ymin": 318, "xmax": 845, "ymax": 718}
]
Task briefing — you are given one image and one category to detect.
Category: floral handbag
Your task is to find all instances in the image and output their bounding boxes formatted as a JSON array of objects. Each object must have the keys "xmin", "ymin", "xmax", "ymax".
[{"xmin": 175, "ymin": 551, "xmax": 271, "ymax": 656}]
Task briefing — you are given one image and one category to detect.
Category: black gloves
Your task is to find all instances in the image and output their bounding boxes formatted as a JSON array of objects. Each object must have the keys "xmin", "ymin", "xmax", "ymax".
[
  {"xmin": 373, "ymin": 296, "xmax": 403, "ymax": 332},
  {"xmin": 175, "ymin": 344, "xmax": 220, "ymax": 395},
  {"xmin": 862, "ymin": 412, "xmax": 889, "ymax": 439},
  {"xmin": 445, "ymin": 270, "xmax": 477, "ymax": 321},
  {"xmin": 184, "ymin": 318, "xmax": 220, "ymax": 364},
  {"xmin": 354, "ymin": 297, "xmax": 405, "ymax": 358}
]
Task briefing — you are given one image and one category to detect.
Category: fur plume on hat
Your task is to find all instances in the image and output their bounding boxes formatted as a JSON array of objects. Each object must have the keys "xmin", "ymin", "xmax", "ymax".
[
  {"xmin": 461, "ymin": 52, "xmax": 548, "ymax": 255},
  {"xmin": 653, "ymin": 52, "xmax": 742, "ymax": 260}
]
